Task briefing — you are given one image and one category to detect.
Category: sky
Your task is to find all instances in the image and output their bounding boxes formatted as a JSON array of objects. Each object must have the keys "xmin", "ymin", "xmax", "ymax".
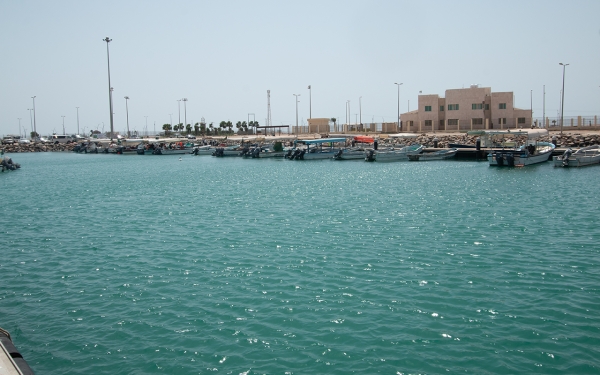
[{"xmin": 1, "ymin": 0, "xmax": 599, "ymax": 137}]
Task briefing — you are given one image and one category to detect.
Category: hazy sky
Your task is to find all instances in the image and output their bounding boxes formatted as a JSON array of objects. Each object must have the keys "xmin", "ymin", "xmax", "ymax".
[{"xmin": 2, "ymin": 0, "xmax": 599, "ymax": 136}]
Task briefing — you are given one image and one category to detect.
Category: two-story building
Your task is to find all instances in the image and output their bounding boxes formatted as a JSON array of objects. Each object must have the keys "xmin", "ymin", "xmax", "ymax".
[{"xmin": 400, "ymin": 85, "xmax": 532, "ymax": 132}]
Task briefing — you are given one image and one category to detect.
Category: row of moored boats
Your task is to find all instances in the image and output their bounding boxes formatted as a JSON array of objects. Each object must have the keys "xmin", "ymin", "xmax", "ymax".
[{"xmin": 69, "ymin": 130, "xmax": 600, "ymax": 167}]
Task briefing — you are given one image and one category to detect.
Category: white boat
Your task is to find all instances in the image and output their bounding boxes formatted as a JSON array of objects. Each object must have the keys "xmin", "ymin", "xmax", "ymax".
[
  {"xmin": 408, "ymin": 148, "xmax": 458, "ymax": 161},
  {"xmin": 553, "ymin": 145, "xmax": 600, "ymax": 167},
  {"xmin": 191, "ymin": 145, "xmax": 218, "ymax": 155},
  {"xmin": 333, "ymin": 135, "xmax": 374, "ymax": 160},
  {"xmin": 487, "ymin": 129, "xmax": 555, "ymax": 166},
  {"xmin": 212, "ymin": 144, "xmax": 244, "ymax": 157},
  {"xmin": 240, "ymin": 145, "xmax": 285, "ymax": 158},
  {"xmin": 365, "ymin": 144, "xmax": 424, "ymax": 162},
  {"xmin": 285, "ymin": 138, "xmax": 347, "ymax": 160}
]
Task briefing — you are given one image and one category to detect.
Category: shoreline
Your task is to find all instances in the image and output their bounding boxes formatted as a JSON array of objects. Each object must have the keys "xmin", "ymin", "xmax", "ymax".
[{"xmin": 3, "ymin": 130, "xmax": 600, "ymax": 153}]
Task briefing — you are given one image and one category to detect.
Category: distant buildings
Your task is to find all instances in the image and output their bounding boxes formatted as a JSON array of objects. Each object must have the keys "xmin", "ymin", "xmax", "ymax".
[{"xmin": 400, "ymin": 85, "xmax": 532, "ymax": 132}]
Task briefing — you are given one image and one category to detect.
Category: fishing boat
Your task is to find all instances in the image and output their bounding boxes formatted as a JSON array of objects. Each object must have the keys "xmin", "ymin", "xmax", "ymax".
[
  {"xmin": 365, "ymin": 144, "xmax": 423, "ymax": 162},
  {"xmin": 137, "ymin": 139, "xmax": 194, "ymax": 155},
  {"xmin": 285, "ymin": 138, "xmax": 347, "ymax": 160},
  {"xmin": 333, "ymin": 136, "xmax": 374, "ymax": 160},
  {"xmin": 212, "ymin": 144, "xmax": 244, "ymax": 157},
  {"xmin": 191, "ymin": 145, "xmax": 218, "ymax": 155},
  {"xmin": 1, "ymin": 156, "xmax": 20, "ymax": 171},
  {"xmin": 553, "ymin": 145, "xmax": 600, "ymax": 167},
  {"xmin": 487, "ymin": 129, "xmax": 555, "ymax": 166},
  {"xmin": 408, "ymin": 148, "xmax": 458, "ymax": 161}
]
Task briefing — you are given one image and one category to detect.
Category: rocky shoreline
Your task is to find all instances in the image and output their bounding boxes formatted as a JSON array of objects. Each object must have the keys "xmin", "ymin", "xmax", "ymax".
[{"xmin": 3, "ymin": 131, "xmax": 600, "ymax": 153}]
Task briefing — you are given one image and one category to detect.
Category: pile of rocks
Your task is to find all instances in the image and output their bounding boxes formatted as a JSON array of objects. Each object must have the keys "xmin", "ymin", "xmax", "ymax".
[
  {"xmin": 388, "ymin": 132, "xmax": 600, "ymax": 148},
  {"xmin": 1, "ymin": 143, "xmax": 77, "ymax": 153}
]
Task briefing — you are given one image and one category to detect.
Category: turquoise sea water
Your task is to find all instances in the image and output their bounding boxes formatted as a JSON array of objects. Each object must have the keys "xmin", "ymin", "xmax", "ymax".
[{"xmin": 1, "ymin": 152, "xmax": 600, "ymax": 374}]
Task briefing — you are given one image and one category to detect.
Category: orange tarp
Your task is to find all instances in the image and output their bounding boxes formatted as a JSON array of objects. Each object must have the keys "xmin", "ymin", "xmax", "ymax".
[{"xmin": 354, "ymin": 136, "xmax": 374, "ymax": 143}]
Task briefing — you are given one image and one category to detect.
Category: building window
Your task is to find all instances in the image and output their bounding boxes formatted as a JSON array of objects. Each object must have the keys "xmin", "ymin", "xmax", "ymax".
[
  {"xmin": 472, "ymin": 118, "xmax": 483, "ymax": 125},
  {"xmin": 472, "ymin": 103, "xmax": 483, "ymax": 110},
  {"xmin": 498, "ymin": 118, "xmax": 506, "ymax": 125},
  {"xmin": 485, "ymin": 104, "xmax": 489, "ymax": 110},
  {"xmin": 499, "ymin": 103, "xmax": 507, "ymax": 109},
  {"xmin": 425, "ymin": 106, "xmax": 432, "ymax": 112},
  {"xmin": 518, "ymin": 117, "xmax": 526, "ymax": 124},
  {"xmin": 448, "ymin": 119, "xmax": 458, "ymax": 126},
  {"xmin": 448, "ymin": 104, "xmax": 459, "ymax": 110},
  {"xmin": 440, "ymin": 105, "xmax": 444, "ymax": 111},
  {"xmin": 424, "ymin": 120, "xmax": 432, "ymax": 127}
]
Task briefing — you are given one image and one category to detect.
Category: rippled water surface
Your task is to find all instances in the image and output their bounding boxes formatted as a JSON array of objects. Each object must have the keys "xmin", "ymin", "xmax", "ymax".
[{"xmin": 1, "ymin": 152, "xmax": 600, "ymax": 374}]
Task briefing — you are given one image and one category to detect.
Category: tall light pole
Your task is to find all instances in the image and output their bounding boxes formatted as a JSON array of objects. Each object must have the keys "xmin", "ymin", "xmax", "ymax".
[
  {"xmin": 28, "ymin": 109, "xmax": 33, "ymax": 137},
  {"xmin": 124, "ymin": 96, "xmax": 130, "ymax": 138},
  {"xmin": 530, "ymin": 90, "xmax": 533, "ymax": 127},
  {"xmin": 182, "ymin": 98, "xmax": 188, "ymax": 133},
  {"xmin": 359, "ymin": 96, "xmax": 362, "ymax": 130},
  {"xmin": 559, "ymin": 63, "xmax": 569, "ymax": 134},
  {"xmin": 177, "ymin": 99, "xmax": 182, "ymax": 129},
  {"xmin": 293, "ymin": 94, "xmax": 300, "ymax": 135},
  {"xmin": 308, "ymin": 85, "xmax": 312, "ymax": 120},
  {"xmin": 61, "ymin": 116, "xmax": 65, "ymax": 135},
  {"xmin": 76, "ymin": 107, "xmax": 80, "ymax": 135},
  {"xmin": 31, "ymin": 96, "xmax": 37, "ymax": 137},
  {"xmin": 169, "ymin": 114, "xmax": 173, "ymax": 129},
  {"xmin": 145, "ymin": 116, "xmax": 148, "ymax": 135},
  {"xmin": 346, "ymin": 100, "xmax": 350, "ymax": 133},
  {"xmin": 18, "ymin": 118, "xmax": 22, "ymax": 138},
  {"xmin": 103, "ymin": 37, "xmax": 114, "ymax": 141},
  {"xmin": 395, "ymin": 83, "xmax": 403, "ymax": 131}
]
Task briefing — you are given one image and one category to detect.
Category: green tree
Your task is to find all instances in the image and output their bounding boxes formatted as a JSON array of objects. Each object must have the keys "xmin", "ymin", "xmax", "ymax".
[
  {"xmin": 209, "ymin": 122, "xmax": 214, "ymax": 135},
  {"xmin": 219, "ymin": 121, "xmax": 227, "ymax": 133},
  {"xmin": 226, "ymin": 121, "xmax": 233, "ymax": 133},
  {"xmin": 330, "ymin": 118, "xmax": 337, "ymax": 132},
  {"xmin": 236, "ymin": 121, "xmax": 242, "ymax": 133},
  {"xmin": 162, "ymin": 123, "xmax": 171, "ymax": 136},
  {"xmin": 194, "ymin": 123, "xmax": 200, "ymax": 135},
  {"xmin": 186, "ymin": 124, "xmax": 192, "ymax": 134}
]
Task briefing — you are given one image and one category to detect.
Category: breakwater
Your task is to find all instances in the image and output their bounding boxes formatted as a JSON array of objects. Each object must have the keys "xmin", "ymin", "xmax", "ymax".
[
  {"xmin": 411, "ymin": 132, "xmax": 600, "ymax": 148},
  {"xmin": 3, "ymin": 132, "xmax": 600, "ymax": 153}
]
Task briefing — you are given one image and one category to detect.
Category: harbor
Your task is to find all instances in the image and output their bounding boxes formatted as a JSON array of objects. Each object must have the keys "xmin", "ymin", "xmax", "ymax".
[{"xmin": 2, "ymin": 151, "xmax": 600, "ymax": 374}]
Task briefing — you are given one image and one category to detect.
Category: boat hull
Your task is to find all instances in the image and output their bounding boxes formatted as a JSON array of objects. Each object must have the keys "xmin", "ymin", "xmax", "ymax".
[{"xmin": 488, "ymin": 143, "xmax": 554, "ymax": 166}]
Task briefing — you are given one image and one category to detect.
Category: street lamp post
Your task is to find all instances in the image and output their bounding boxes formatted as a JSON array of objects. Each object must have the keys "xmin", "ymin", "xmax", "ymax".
[
  {"xmin": 559, "ymin": 63, "xmax": 569, "ymax": 134},
  {"xmin": 182, "ymin": 98, "xmax": 188, "ymax": 134},
  {"xmin": 18, "ymin": 118, "xmax": 21, "ymax": 138},
  {"xmin": 124, "ymin": 96, "xmax": 130, "ymax": 138},
  {"xmin": 395, "ymin": 83, "xmax": 403, "ymax": 131},
  {"xmin": 61, "ymin": 116, "xmax": 65, "ymax": 135},
  {"xmin": 28, "ymin": 109, "xmax": 33, "ymax": 138},
  {"xmin": 103, "ymin": 37, "xmax": 114, "ymax": 141},
  {"xmin": 359, "ymin": 96, "xmax": 362, "ymax": 130},
  {"xmin": 76, "ymin": 107, "xmax": 80, "ymax": 135},
  {"xmin": 346, "ymin": 100, "xmax": 350, "ymax": 133},
  {"xmin": 31, "ymin": 96, "xmax": 37, "ymax": 138},
  {"xmin": 308, "ymin": 85, "xmax": 312, "ymax": 120},
  {"xmin": 293, "ymin": 94, "xmax": 301, "ymax": 135},
  {"xmin": 177, "ymin": 99, "xmax": 182, "ymax": 129}
]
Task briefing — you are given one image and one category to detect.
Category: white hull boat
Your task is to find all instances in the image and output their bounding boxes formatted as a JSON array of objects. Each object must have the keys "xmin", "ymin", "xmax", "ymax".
[
  {"xmin": 553, "ymin": 145, "xmax": 600, "ymax": 167},
  {"xmin": 408, "ymin": 148, "xmax": 458, "ymax": 161},
  {"xmin": 365, "ymin": 144, "xmax": 424, "ymax": 162}
]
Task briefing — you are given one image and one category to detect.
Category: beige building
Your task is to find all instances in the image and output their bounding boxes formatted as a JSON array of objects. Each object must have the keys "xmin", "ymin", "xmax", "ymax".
[
  {"xmin": 307, "ymin": 118, "xmax": 331, "ymax": 133},
  {"xmin": 400, "ymin": 85, "xmax": 532, "ymax": 132}
]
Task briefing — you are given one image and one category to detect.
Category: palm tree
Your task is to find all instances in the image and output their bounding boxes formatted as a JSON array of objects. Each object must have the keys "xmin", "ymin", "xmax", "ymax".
[
  {"xmin": 162, "ymin": 123, "xmax": 171, "ymax": 136},
  {"xmin": 194, "ymin": 123, "xmax": 200, "ymax": 135},
  {"xmin": 226, "ymin": 121, "xmax": 233, "ymax": 133},
  {"xmin": 236, "ymin": 121, "xmax": 242, "ymax": 133},
  {"xmin": 186, "ymin": 124, "xmax": 192, "ymax": 135},
  {"xmin": 209, "ymin": 122, "xmax": 214, "ymax": 135},
  {"xmin": 330, "ymin": 118, "xmax": 337, "ymax": 132},
  {"xmin": 219, "ymin": 121, "xmax": 227, "ymax": 134}
]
